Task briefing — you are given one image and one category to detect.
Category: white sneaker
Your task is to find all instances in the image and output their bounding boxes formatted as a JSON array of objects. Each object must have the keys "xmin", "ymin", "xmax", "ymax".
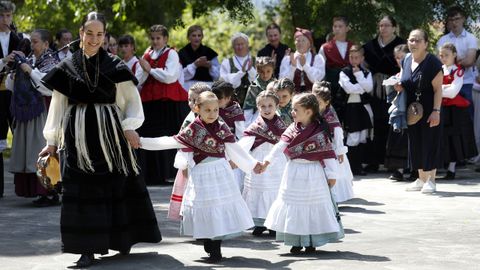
[
  {"xmin": 421, "ymin": 180, "xmax": 436, "ymax": 193},
  {"xmin": 406, "ymin": 179, "xmax": 424, "ymax": 191}
]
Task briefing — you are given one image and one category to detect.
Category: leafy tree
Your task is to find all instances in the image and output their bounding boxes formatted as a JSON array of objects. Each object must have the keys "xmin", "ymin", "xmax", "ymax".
[{"xmin": 265, "ymin": 0, "xmax": 480, "ymax": 48}]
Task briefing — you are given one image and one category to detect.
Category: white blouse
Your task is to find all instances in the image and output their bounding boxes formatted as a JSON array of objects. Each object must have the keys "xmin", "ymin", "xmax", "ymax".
[
  {"xmin": 220, "ymin": 54, "xmax": 257, "ymax": 88},
  {"xmin": 140, "ymin": 136, "xmax": 258, "ymax": 173},
  {"xmin": 138, "ymin": 48, "xmax": 182, "ymax": 88},
  {"xmin": 123, "ymin": 56, "xmax": 143, "ymax": 84},
  {"xmin": 332, "ymin": 126, "xmax": 348, "ymax": 156},
  {"xmin": 442, "ymin": 65, "xmax": 464, "ymax": 99},
  {"xmin": 264, "ymin": 140, "xmax": 338, "ymax": 180},
  {"xmin": 279, "ymin": 51, "xmax": 325, "ymax": 82},
  {"xmin": 43, "ymin": 80, "xmax": 144, "ymax": 146},
  {"xmin": 339, "ymin": 70, "xmax": 373, "ymax": 96},
  {"xmin": 182, "ymin": 56, "xmax": 220, "ymax": 90}
]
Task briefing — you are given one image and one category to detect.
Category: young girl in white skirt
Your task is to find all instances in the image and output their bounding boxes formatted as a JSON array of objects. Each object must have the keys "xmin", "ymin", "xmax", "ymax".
[
  {"xmin": 312, "ymin": 81, "xmax": 354, "ymax": 202},
  {"xmin": 260, "ymin": 93, "xmax": 344, "ymax": 254},
  {"xmin": 140, "ymin": 91, "xmax": 261, "ymax": 263},
  {"xmin": 239, "ymin": 91, "xmax": 288, "ymax": 236}
]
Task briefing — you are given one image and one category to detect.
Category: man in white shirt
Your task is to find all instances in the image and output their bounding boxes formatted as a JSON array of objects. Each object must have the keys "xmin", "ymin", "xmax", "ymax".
[
  {"xmin": 0, "ymin": 0, "xmax": 23, "ymax": 197},
  {"xmin": 55, "ymin": 28, "xmax": 73, "ymax": 61},
  {"xmin": 437, "ymin": 6, "xmax": 478, "ymax": 119}
]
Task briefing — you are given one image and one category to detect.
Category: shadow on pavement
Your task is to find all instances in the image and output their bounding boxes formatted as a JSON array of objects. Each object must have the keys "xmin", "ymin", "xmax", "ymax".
[
  {"xmin": 343, "ymin": 228, "xmax": 361, "ymax": 234},
  {"xmin": 196, "ymin": 256, "xmax": 299, "ymax": 269},
  {"xmin": 431, "ymin": 191, "xmax": 480, "ymax": 197},
  {"xmin": 280, "ymin": 250, "xmax": 390, "ymax": 262},
  {"xmin": 338, "ymin": 206, "xmax": 386, "ymax": 214},
  {"xmin": 340, "ymin": 198, "xmax": 385, "ymax": 206},
  {"xmin": 93, "ymin": 252, "xmax": 211, "ymax": 269}
]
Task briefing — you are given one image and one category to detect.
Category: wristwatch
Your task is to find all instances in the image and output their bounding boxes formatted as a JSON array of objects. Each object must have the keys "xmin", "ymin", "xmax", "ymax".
[{"xmin": 432, "ymin": 108, "xmax": 441, "ymax": 113}]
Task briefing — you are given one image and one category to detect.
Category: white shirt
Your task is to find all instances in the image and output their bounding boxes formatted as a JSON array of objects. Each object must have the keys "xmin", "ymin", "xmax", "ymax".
[
  {"xmin": 220, "ymin": 54, "xmax": 257, "ymax": 88},
  {"xmin": 57, "ymin": 50, "xmax": 72, "ymax": 61},
  {"xmin": 0, "ymin": 31, "xmax": 11, "ymax": 71},
  {"xmin": 138, "ymin": 48, "xmax": 182, "ymax": 89},
  {"xmin": 123, "ymin": 56, "xmax": 143, "ymax": 85},
  {"xmin": 182, "ymin": 56, "xmax": 220, "ymax": 90},
  {"xmin": 279, "ymin": 51, "xmax": 326, "ymax": 82},
  {"xmin": 437, "ymin": 29, "xmax": 478, "ymax": 84},
  {"xmin": 442, "ymin": 64, "xmax": 464, "ymax": 98}
]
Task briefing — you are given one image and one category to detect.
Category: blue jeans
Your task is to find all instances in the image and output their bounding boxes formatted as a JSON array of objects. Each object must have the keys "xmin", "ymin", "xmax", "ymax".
[{"xmin": 460, "ymin": 84, "xmax": 474, "ymax": 119}]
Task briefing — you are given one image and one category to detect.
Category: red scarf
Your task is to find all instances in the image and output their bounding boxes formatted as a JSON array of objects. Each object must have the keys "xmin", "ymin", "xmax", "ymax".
[
  {"xmin": 174, "ymin": 116, "xmax": 235, "ymax": 163},
  {"xmin": 281, "ymin": 120, "xmax": 336, "ymax": 162},
  {"xmin": 243, "ymin": 115, "xmax": 287, "ymax": 150},
  {"xmin": 322, "ymin": 106, "xmax": 341, "ymax": 134},
  {"xmin": 219, "ymin": 100, "xmax": 245, "ymax": 131}
]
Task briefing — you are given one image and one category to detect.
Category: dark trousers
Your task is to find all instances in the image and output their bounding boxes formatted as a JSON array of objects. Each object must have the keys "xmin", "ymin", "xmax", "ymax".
[
  {"xmin": 0, "ymin": 90, "xmax": 12, "ymax": 198},
  {"xmin": 0, "ymin": 90, "xmax": 12, "ymax": 140}
]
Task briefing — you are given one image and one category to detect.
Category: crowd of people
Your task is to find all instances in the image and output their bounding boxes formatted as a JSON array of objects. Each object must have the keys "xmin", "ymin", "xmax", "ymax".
[{"xmin": 0, "ymin": 0, "xmax": 480, "ymax": 267}]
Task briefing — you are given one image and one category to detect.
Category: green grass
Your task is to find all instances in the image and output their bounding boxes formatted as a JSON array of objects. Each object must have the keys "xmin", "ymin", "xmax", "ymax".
[{"xmin": 3, "ymin": 130, "xmax": 12, "ymax": 158}]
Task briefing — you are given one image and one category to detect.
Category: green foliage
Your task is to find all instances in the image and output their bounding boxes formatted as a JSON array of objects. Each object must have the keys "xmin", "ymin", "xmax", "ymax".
[
  {"xmin": 168, "ymin": 5, "xmax": 267, "ymax": 61},
  {"xmin": 269, "ymin": 0, "xmax": 480, "ymax": 48}
]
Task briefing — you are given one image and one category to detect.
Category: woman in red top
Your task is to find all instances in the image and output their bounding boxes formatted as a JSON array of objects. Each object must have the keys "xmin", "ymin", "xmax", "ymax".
[{"xmin": 137, "ymin": 25, "xmax": 189, "ymax": 185}]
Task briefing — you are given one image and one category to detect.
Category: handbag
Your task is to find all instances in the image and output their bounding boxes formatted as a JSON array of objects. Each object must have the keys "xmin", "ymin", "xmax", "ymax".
[{"xmin": 407, "ymin": 74, "xmax": 424, "ymax": 125}]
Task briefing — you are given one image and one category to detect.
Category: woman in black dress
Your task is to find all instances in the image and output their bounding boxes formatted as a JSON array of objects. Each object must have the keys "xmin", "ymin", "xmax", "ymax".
[
  {"xmin": 40, "ymin": 12, "xmax": 161, "ymax": 267},
  {"xmin": 363, "ymin": 15, "xmax": 406, "ymax": 175},
  {"xmin": 394, "ymin": 29, "xmax": 443, "ymax": 194}
]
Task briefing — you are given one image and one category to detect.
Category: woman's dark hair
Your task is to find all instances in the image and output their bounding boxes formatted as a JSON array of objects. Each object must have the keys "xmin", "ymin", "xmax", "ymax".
[
  {"xmin": 379, "ymin": 15, "xmax": 397, "ymax": 28},
  {"xmin": 312, "ymin": 81, "xmax": 332, "ymax": 104},
  {"xmin": 55, "ymin": 28, "xmax": 71, "ymax": 41},
  {"xmin": 118, "ymin": 34, "xmax": 136, "ymax": 49},
  {"xmin": 265, "ymin": 23, "xmax": 281, "ymax": 34},
  {"xmin": 410, "ymin": 29, "xmax": 429, "ymax": 43},
  {"xmin": 211, "ymin": 80, "xmax": 235, "ymax": 99},
  {"xmin": 149, "ymin": 24, "xmax": 169, "ymax": 37},
  {"xmin": 81, "ymin": 11, "xmax": 107, "ymax": 31},
  {"xmin": 33, "ymin": 29, "xmax": 52, "ymax": 45}
]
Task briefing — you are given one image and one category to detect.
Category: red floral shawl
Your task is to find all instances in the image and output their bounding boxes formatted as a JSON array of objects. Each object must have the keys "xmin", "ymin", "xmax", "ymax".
[
  {"xmin": 219, "ymin": 100, "xmax": 245, "ymax": 132},
  {"xmin": 243, "ymin": 115, "xmax": 287, "ymax": 150},
  {"xmin": 281, "ymin": 120, "xmax": 336, "ymax": 162},
  {"xmin": 174, "ymin": 116, "xmax": 235, "ymax": 163},
  {"xmin": 322, "ymin": 106, "xmax": 342, "ymax": 134}
]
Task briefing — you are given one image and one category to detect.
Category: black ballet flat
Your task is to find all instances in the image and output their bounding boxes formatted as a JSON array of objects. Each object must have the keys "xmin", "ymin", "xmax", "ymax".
[
  {"xmin": 439, "ymin": 171, "xmax": 455, "ymax": 180},
  {"xmin": 304, "ymin": 246, "xmax": 316, "ymax": 253},
  {"xmin": 268, "ymin": 230, "xmax": 276, "ymax": 237},
  {"xmin": 120, "ymin": 247, "xmax": 131, "ymax": 255},
  {"xmin": 252, "ymin": 226, "xmax": 267, "ymax": 236},
  {"xmin": 205, "ymin": 252, "xmax": 222, "ymax": 263},
  {"xmin": 290, "ymin": 246, "xmax": 303, "ymax": 254},
  {"xmin": 75, "ymin": 254, "xmax": 94, "ymax": 268},
  {"xmin": 389, "ymin": 171, "xmax": 404, "ymax": 181}
]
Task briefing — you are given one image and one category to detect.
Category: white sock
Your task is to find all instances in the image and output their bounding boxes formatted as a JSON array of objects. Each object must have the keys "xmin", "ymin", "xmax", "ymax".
[{"xmin": 448, "ymin": 162, "xmax": 456, "ymax": 173}]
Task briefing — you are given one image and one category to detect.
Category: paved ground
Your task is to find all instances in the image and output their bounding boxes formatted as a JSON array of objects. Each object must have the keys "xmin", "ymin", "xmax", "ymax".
[{"xmin": 1, "ymin": 158, "xmax": 480, "ymax": 270}]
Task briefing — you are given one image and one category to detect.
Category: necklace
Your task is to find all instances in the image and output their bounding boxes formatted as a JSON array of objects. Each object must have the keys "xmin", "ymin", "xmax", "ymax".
[{"xmin": 82, "ymin": 50, "xmax": 100, "ymax": 93}]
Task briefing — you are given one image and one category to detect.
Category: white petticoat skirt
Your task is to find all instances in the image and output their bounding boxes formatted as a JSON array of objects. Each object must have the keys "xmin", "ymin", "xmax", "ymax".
[
  {"xmin": 330, "ymin": 157, "xmax": 354, "ymax": 202},
  {"xmin": 180, "ymin": 158, "xmax": 254, "ymax": 239},
  {"xmin": 242, "ymin": 142, "xmax": 286, "ymax": 222},
  {"xmin": 264, "ymin": 159, "xmax": 340, "ymax": 235}
]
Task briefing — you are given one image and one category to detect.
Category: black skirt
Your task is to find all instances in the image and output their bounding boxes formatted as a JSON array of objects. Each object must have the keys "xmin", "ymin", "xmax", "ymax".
[
  {"xmin": 441, "ymin": 106, "xmax": 478, "ymax": 162},
  {"xmin": 384, "ymin": 127, "xmax": 409, "ymax": 169},
  {"xmin": 407, "ymin": 116, "xmax": 443, "ymax": 171},
  {"xmin": 137, "ymin": 99, "xmax": 189, "ymax": 184},
  {"xmin": 343, "ymin": 103, "xmax": 372, "ymax": 133},
  {"xmin": 364, "ymin": 97, "xmax": 390, "ymax": 165},
  {"xmin": 61, "ymin": 167, "xmax": 161, "ymax": 255}
]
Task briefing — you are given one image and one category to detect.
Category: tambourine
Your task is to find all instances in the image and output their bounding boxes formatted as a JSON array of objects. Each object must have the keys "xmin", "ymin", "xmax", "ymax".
[{"xmin": 36, "ymin": 154, "xmax": 61, "ymax": 192}]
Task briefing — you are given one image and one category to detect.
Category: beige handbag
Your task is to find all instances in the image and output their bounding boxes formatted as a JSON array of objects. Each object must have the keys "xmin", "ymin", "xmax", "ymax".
[{"xmin": 407, "ymin": 75, "xmax": 423, "ymax": 125}]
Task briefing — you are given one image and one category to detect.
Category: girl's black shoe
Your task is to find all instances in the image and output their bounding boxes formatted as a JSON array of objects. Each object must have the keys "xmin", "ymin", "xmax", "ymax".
[
  {"xmin": 252, "ymin": 226, "xmax": 267, "ymax": 236},
  {"xmin": 203, "ymin": 239, "xmax": 213, "ymax": 254},
  {"xmin": 206, "ymin": 240, "xmax": 222, "ymax": 263},
  {"xmin": 304, "ymin": 246, "xmax": 316, "ymax": 253},
  {"xmin": 268, "ymin": 230, "xmax": 276, "ymax": 237},
  {"xmin": 290, "ymin": 246, "xmax": 303, "ymax": 254},
  {"xmin": 75, "ymin": 253, "xmax": 94, "ymax": 268}
]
